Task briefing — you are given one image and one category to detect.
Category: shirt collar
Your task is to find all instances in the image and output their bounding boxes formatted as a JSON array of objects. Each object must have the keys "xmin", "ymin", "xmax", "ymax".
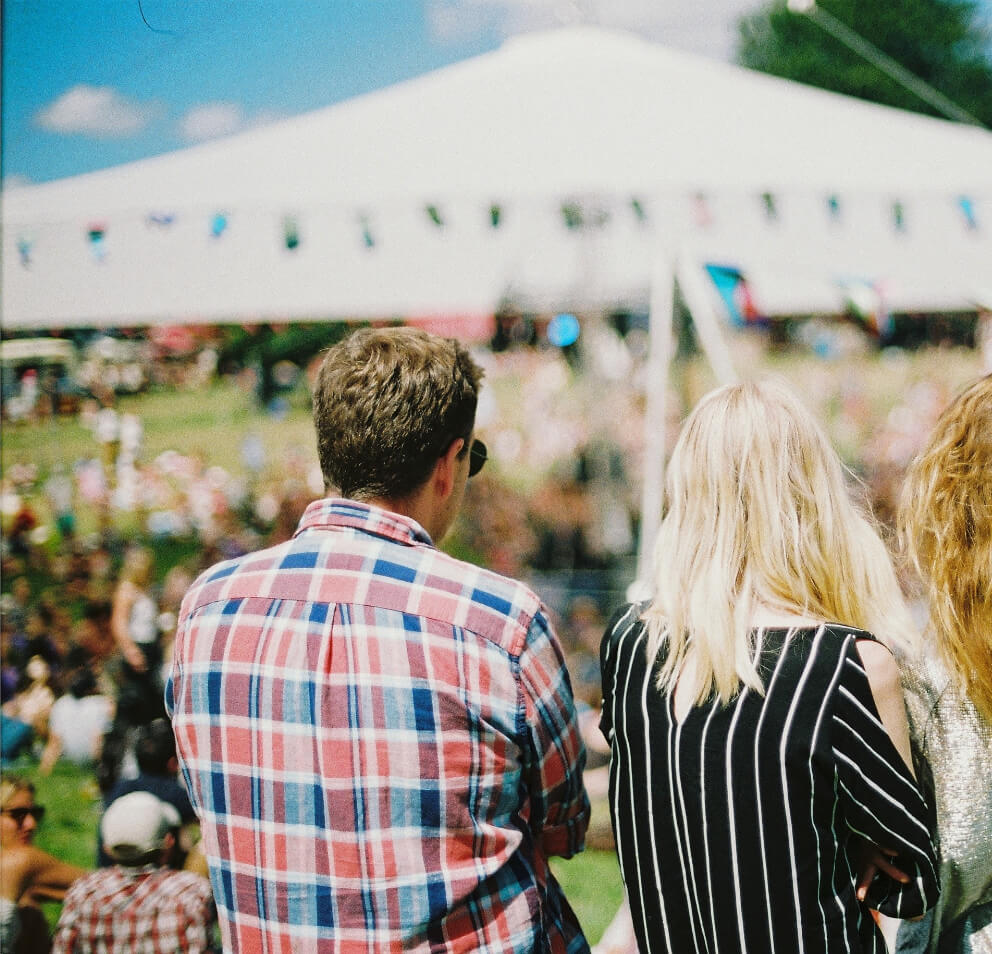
[{"xmin": 295, "ymin": 497, "xmax": 435, "ymax": 548}]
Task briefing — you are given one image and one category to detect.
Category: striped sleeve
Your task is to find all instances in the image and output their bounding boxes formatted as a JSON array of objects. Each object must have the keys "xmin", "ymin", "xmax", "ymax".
[
  {"xmin": 832, "ymin": 640, "xmax": 940, "ymax": 918},
  {"xmin": 519, "ymin": 608, "xmax": 590, "ymax": 859},
  {"xmin": 598, "ymin": 603, "xmax": 642, "ymax": 744}
]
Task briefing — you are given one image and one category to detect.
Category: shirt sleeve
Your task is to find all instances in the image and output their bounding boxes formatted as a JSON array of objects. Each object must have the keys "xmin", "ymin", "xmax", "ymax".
[
  {"xmin": 831, "ymin": 640, "xmax": 940, "ymax": 919},
  {"xmin": 518, "ymin": 608, "xmax": 590, "ymax": 859},
  {"xmin": 598, "ymin": 603, "xmax": 641, "ymax": 744},
  {"xmin": 182, "ymin": 881, "xmax": 221, "ymax": 954}
]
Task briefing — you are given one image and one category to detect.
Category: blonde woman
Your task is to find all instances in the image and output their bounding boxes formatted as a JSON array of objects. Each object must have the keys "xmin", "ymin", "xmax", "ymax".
[
  {"xmin": 896, "ymin": 373, "xmax": 992, "ymax": 954},
  {"xmin": 110, "ymin": 546, "xmax": 164, "ymax": 728},
  {"xmin": 600, "ymin": 379, "xmax": 939, "ymax": 954},
  {"xmin": 1, "ymin": 775, "xmax": 85, "ymax": 953}
]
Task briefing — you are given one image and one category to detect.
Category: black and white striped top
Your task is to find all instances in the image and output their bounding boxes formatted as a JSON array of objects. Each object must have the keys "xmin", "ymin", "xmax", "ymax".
[{"xmin": 599, "ymin": 604, "xmax": 940, "ymax": 954}]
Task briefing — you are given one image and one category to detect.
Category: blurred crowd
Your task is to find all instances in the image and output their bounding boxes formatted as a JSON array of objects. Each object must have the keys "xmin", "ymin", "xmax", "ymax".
[{"xmin": 0, "ymin": 329, "xmax": 984, "ymax": 734}]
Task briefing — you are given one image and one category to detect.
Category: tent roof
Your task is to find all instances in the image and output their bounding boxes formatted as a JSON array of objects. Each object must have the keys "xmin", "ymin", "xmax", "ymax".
[
  {"xmin": 7, "ymin": 26, "xmax": 992, "ymax": 219},
  {"xmin": 3, "ymin": 27, "xmax": 991, "ymax": 326}
]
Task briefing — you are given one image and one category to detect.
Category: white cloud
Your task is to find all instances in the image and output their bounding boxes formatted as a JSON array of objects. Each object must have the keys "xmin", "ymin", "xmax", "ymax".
[
  {"xmin": 178, "ymin": 102, "xmax": 283, "ymax": 143},
  {"xmin": 179, "ymin": 102, "xmax": 244, "ymax": 142},
  {"xmin": 35, "ymin": 85, "xmax": 157, "ymax": 137},
  {"xmin": 427, "ymin": 0, "xmax": 764, "ymax": 59}
]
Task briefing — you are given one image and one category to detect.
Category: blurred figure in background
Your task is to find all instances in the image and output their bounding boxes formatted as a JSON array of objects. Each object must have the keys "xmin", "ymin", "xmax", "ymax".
[
  {"xmin": 52, "ymin": 792, "xmax": 217, "ymax": 954},
  {"xmin": 38, "ymin": 668, "xmax": 113, "ymax": 776},
  {"xmin": 896, "ymin": 373, "xmax": 992, "ymax": 953},
  {"xmin": 1, "ymin": 775, "xmax": 86, "ymax": 954},
  {"xmin": 98, "ymin": 718, "xmax": 195, "ymax": 868},
  {"xmin": 97, "ymin": 547, "xmax": 164, "ymax": 794}
]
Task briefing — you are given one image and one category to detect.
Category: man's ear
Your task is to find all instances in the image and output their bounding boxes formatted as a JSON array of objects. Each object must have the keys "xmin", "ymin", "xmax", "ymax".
[{"xmin": 433, "ymin": 437, "xmax": 465, "ymax": 500}]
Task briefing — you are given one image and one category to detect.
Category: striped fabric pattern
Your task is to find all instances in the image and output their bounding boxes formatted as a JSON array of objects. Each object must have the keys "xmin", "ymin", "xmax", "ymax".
[
  {"xmin": 600, "ymin": 604, "xmax": 940, "ymax": 954},
  {"xmin": 166, "ymin": 498, "xmax": 589, "ymax": 954},
  {"xmin": 51, "ymin": 866, "xmax": 218, "ymax": 954}
]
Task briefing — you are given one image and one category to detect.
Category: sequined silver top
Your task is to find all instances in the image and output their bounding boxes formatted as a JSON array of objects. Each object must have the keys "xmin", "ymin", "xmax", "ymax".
[{"xmin": 900, "ymin": 653, "xmax": 992, "ymax": 953}]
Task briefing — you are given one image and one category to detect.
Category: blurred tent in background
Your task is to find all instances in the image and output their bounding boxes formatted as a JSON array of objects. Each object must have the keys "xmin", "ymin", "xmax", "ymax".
[{"xmin": 3, "ymin": 25, "xmax": 991, "ymax": 330}]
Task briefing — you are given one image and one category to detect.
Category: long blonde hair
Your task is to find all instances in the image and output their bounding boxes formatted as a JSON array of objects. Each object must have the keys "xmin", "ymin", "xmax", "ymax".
[
  {"xmin": 645, "ymin": 378, "xmax": 915, "ymax": 706},
  {"xmin": 898, "ymin": 373, "xmax": 992, "ymax": 721}
]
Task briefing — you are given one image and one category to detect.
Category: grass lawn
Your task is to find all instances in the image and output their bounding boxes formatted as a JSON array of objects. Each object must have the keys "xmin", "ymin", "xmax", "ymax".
[{"xmin": 19, "ymin": 759, "xmax": 624, "ymax": 944}]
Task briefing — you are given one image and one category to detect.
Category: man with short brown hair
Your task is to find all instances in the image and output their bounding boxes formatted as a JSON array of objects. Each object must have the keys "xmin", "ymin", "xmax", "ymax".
[{"xmin": 168, "ymin": 327, "xmax": 590, "ymax": 954}]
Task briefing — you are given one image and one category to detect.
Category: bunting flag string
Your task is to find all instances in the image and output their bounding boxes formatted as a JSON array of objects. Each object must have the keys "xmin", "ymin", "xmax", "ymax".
[{"xmin": 4, "ymin": 189, "xmax": 988, "ymax": 272}]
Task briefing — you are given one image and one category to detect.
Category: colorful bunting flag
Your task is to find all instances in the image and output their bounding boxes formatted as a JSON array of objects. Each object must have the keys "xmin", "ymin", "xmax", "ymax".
[
  {"xmin": 359, "ymin": 215, "xmax": 376, "ymax": 249},
  {"xmin": 892, "ymin": 201, "xmax": 906, "ymax": 233},
  {"xmin": 837, "ymin": 277, "xmax": 893, "ymax": 339},
  {"xmin": 958, "ymin": 196, "xmax": 978, "ymax": 231},
  {"xmin": 17, "ymin": 237, "xmax": 33, "ymax": 268},
  {"xmin": 87, "ymin": 224, "xmax": 107, "ymax": 262},
  {"xmin": 704, "ymin": 264, "xmax": 763, "ymax": 327},
  {"xmin": 283, "ymin": 216, "xmax": 300, "ymax": 250},
  {"xmin": 761, "ymin": 192, "xmax": 778, "ymax": 222},
  {"xmin": 692, "ymin": 192, "xmax": 712, "ymax": 228}
]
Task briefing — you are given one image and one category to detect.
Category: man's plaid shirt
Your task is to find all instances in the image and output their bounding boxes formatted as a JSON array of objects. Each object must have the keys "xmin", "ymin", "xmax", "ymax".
[{"xmin": 166, "ymin": 498, "xmax": 590, "ymax": 954}]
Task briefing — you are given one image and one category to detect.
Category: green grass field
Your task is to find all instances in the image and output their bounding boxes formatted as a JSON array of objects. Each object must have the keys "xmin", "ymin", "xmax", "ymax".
[{"xmin": 19, "ymin": 758, "xmax": 623, "ymax": 943}]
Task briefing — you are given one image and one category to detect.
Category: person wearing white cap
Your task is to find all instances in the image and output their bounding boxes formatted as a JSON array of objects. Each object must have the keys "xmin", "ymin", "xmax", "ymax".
[{"xmin": 51, "ymin": 793, "xmax": 218, "ymax": 954}]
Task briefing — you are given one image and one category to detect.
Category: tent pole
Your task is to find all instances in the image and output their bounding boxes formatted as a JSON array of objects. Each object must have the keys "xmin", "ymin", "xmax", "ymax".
[
  {"xmin": 634, "ymin": 247, "xmax": 676, "ymax": 597},
  {"xmin": 675, "ymin": 253, "xmax": 738, "ymax": 387}
]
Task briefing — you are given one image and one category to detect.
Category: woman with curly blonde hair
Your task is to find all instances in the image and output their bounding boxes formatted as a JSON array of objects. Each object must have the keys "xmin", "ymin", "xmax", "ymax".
[
  {"xmin": 896, "ymin": 373, "xmax": 992, "ymax": 954},
  {"xmin": 600, "ymin": 378, "xmax": 939, "ymax": 954}
]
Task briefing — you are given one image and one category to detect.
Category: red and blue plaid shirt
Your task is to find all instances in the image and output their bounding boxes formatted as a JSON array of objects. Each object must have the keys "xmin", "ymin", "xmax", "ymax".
[{"xmin": 166, "ymin": 498, "xmax": 590, "ymax": 954}]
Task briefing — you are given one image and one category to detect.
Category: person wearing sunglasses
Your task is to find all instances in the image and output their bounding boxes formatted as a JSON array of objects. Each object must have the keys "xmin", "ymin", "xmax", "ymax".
[
  {"xmin": 168, "ymin": 326, "xmax": 590, "ymax": 954},
  {"xmin": 1, "ymin": 775, "xmax": 86, "ymax": 954}
]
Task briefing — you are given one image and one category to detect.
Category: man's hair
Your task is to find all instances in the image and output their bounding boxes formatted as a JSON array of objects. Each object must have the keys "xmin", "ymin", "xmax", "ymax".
[
  {"xmin": 312, "ymin": 327, "xmax": 484, "ymax": 500},
  {"xmin": 135, "ymin": 718, "xmax": 178, "ymax": 776},
  {"xmin": 68, "ymin": 667, "xmax": 97, "ymax": 699}
]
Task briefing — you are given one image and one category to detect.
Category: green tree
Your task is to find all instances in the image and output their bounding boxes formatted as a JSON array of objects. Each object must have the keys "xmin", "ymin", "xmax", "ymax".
[{"xmin": 736, "ymin": 0, "xmax": 992, "ymax": 128}]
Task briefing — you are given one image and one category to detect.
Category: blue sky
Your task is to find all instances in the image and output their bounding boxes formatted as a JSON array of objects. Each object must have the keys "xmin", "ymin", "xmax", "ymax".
[{"xmin": 3, "ymin": 0, "xmax": 991, "ymax": 186}]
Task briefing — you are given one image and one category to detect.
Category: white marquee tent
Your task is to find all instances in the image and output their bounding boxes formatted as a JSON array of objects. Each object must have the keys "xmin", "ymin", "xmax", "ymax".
[{"xmin": 3, "ymin": 25, "xmax": 992, "ymax": 330}]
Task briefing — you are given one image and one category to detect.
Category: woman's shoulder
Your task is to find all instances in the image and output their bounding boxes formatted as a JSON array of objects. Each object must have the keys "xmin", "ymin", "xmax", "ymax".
[
  {"xmin": 0, "ymin": 845, "xmax": 40, "ymax": 900},
  {"xmin": 605, "ymin": 602, "xmax": 648, "ymax": 632},
  {"xmin": 601, "ymin": 603, "xmax": 649, "ymax": 660},
  {"xmin": 603, "ymin": 602, "xmax": 649, "ymax": 642},
  {"xmin": 807, "ymin": 624, "xmax": 900, "ymax": 692}
]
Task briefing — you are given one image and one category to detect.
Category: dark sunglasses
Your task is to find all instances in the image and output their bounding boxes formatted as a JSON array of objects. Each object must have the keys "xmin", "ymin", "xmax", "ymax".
[
  {"xmin": 469, "ymin": 439, "xmax": 487, "ymax": 478},
  {"xmin": 2, "ymin": 805, "xmax": 45, "ymax": 826}
]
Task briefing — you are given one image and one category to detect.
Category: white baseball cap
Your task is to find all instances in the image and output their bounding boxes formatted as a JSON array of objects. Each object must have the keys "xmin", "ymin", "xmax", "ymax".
[{"xmin": 101, "ymin": 792, "xmax": 181, "ymax": 865}]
